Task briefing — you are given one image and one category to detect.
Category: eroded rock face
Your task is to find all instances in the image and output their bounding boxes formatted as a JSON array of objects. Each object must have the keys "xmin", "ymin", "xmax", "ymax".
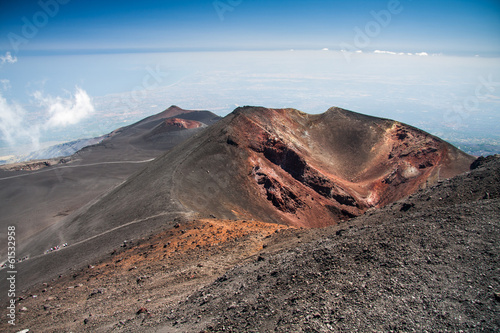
[
  {"xmin": 251, "ymin": 165, "xmax": 305, "ymax": 214},
  {"xmin": 218, "ymin": 107, "xmax": 474, "ymax": 227}
]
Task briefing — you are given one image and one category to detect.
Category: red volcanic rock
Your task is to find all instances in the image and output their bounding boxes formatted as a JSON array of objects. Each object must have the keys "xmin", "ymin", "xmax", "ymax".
[
  {"xmin": 48, "ymin": 106, "xmax": 474, "ymax": 246},
  {"xmin": 141, "ymin": 118, "xmax": 204, "ymax": 143},
  {"xmin": 216, "ymin": 107, "xmax": 474, "ymax": 227},
  {"xmin": 162, "ymin": 118, "xmax": 203, "ymax": 130}
]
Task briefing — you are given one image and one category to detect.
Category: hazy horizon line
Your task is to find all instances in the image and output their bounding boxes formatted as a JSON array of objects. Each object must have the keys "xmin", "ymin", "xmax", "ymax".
[{"xmin": 9, "ymin": 47, "xmax": 500, "ymax": 58}]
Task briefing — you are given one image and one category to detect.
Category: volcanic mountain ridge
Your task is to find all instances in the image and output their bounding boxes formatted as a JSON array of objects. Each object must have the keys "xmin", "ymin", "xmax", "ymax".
[
  {"xmin": 68, "ymin": 106, "xmax": 472, "ymax": 232},
  {"xmin": 0, "ymin": 106, "xmax": 221, "ymax": 265},
  {"xmin": 1, "ymin": 105, "xmax": 492, "ymax": 333},
  {"xmin": 214, "ymin": 106, "xmax": 473, "ymax": 226},
  {"xmin": 0, "ymin": 106, "xmax": 474, "ymax": 302}
]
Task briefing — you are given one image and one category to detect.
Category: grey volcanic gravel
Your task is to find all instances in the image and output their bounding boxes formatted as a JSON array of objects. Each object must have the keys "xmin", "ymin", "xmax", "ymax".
[
  {"xmin": 2, "ymin": 156, "xmax": 498, "ymax": 332},
  {"xmin": 160, "ymin": 156, "xmax": 500, "ymax": 332}
]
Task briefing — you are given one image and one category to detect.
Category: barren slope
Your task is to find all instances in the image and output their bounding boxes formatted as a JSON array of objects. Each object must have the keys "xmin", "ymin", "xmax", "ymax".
[
  {"xmin": 0, "ymin": 106, "xmax": 221, "ymax": 263},
  {"xmin": 160, "ymin": 155, "xmax": 500, "ymax": 332},
  {"xmin": 2, "ymin": 156, "xmax": 497, "ymax": 333},
  {"xmin": 0, "ymin": 219, "xmax": 291, "ymax": 332},
  {"xmin": 0, "ymin": 106, "xmax": 473, "ymax": 299}
]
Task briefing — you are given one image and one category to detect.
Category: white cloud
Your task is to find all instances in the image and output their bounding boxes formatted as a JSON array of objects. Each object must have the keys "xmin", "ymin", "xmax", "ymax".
[
  {"xmin": 0, "ymin": 52, "xmax": 18, "ymax": 66},
  {"xmin": 373, "ymin": 50, "xmax": 429, "ymax": 57},
  {"xmin": 0, "ymin": 87, "xmax": 94, "ymax": 153},
  {"xmin": 34, "ymin": 87, "xmax": 95, "ymax": 128},
  {"xmin": 374, "ymin": 50, "xmax": 397, "ymax": 55},
  {"xmin": 0, "ymin": 92, "xmax": 40, "ymax": 149}
]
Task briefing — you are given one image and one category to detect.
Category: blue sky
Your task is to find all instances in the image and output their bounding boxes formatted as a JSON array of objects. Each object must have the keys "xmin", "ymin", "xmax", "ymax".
[
  {"xmin": 0, "ymin": 0, "xmax": 499, "ymax": 158},
  {"xmin": 0, "ymin": 0, "xmax": 499, "ymax": 55}
]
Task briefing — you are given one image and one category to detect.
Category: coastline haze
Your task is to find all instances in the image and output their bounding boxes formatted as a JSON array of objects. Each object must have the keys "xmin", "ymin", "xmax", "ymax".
[{"xmin": 1, "ymin": 50, "xmax": 499, "ymax": 158}]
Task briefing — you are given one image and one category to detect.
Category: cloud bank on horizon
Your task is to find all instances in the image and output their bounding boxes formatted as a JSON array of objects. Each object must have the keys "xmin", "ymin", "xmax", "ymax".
[{"xmin": 372, "ymin": 50, "xmax": 429, "ymax": 56}]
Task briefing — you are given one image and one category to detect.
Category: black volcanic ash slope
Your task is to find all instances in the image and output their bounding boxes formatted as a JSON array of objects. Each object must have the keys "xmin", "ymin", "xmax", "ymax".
[
  {"xmin": 0, "ymin": 106, "xmax": 221, "ymax": 262},
  {"xmin": 74, "ymin": 105, "xmax": 220, "ymax": 162},
  {"xmin": 160, "ymin": 155, "xmax": 500, "ymax": 333}
]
